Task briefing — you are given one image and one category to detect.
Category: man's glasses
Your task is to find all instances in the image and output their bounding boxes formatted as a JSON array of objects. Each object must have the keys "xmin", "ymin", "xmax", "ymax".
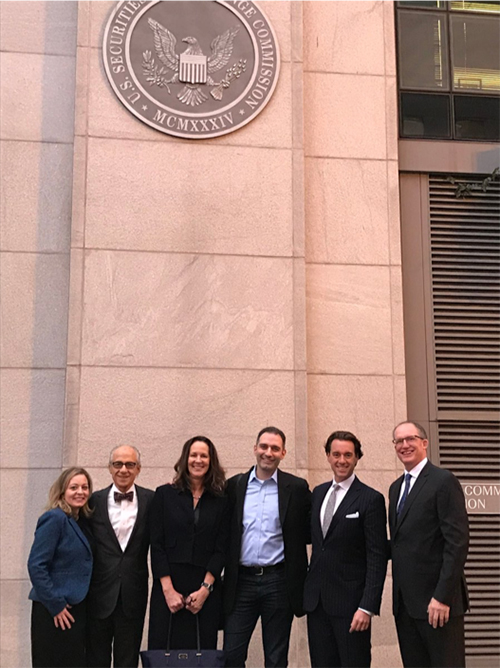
[
  {"xmin": 111, "ymin": 461, "xmax": 138, "ymax": 470},
  {"xmin": 392, "ymin": 435, "xmax": 425, "ymax": 446}
]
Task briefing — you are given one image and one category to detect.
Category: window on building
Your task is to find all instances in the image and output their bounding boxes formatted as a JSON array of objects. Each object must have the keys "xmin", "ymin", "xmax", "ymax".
[{"xmin": 396, "ymin": 1, "xmax": 500, "ymax": 140}]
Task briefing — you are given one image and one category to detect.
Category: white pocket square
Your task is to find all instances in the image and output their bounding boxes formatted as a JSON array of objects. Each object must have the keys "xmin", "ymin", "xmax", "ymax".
[{"xmin": 346, "ymin": 512, "xmax": 359, "ymax": 519}]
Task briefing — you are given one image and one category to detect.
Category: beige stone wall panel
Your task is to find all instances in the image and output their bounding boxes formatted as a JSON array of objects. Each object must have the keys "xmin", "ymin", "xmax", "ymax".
[
  {"xmin": 304, "ymin": 72, "xmax": 387, "ymax": 159},
  {"xmin": 81, "ymin": 250, "xmax": 293, "ymax": 369},
  {"xmin": 85, "ymin": 138, "xmax": 293, "ymax": 256},
  {"xmin": 304, "ymin": 1, "xmax": 385, "ymax": 75},
  {"xmin": 387, "ymin": 160, "xmax": 402, "ymax": 265},
  {"xmin": 306, "ymin": 264, "xmax": 393, "ymax": 375},
  {"xmin": 0, "ymin": 468, "xmax": 60, "ymax": 579},
  {"xmin": 77, "ymin": 366, "xmax": 296, "ymax": 471},
  {"xmin": 0, "ymin": 253, "xmax": 70, "ymax": 368},
  {"xmin": 307, "ymin": 374, "xmax": 396, "ymax": 471},
  {"xmin": 0, "ymin": 580, "xmax": 31, "ymax": 668},
  {"xmin": 0, "ymin": 1, "xmax": 78, "ymax": 56},
  {"xmin": 0, "ymin": 369, "xmax": 65, "ymax": 468},
  {"xmin": 305, "ymin": 158, "xmax": 390, "ymax": 265},
  {"xmin": 0, "ymin": 52, "xmax": 76, "ymax": 143},
  {"xmin": 0, "ymin": 141, "xmax": 73, "ymax": 252},
  {"xmin": 390, "ymin": 266, "xmax": 406, "ymax": 376}
]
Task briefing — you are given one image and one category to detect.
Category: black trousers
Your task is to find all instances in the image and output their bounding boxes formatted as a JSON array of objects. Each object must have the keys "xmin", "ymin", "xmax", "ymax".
[
  {"xmin": 86, "ymin": 593, "xmax": 145, "ymax": 668},
  {"xmin": 223, "ymin": 566, "xmax": 294, "ymax": 668},
  {"xmin": 395, "ymin": 600, "xmax": 465, "ymax": 668},
  {"xmin": 307, "ymin": 602, "xmax": 371, "ymax": 668},
  {"xmin": 31, "ymin": 600, "xmax": 87, "ymax": 668}
]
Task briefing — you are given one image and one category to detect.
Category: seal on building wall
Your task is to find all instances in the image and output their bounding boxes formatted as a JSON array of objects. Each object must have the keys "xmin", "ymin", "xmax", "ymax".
[{"xmin": 103, "ymin": 1, "xmax": 280, "ymax": 139}]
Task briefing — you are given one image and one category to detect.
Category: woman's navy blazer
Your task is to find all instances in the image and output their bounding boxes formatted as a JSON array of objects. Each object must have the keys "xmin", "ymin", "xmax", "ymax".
[{"xmin": 28, "ymin": 507, "xmax": 93, "ymax": 617}]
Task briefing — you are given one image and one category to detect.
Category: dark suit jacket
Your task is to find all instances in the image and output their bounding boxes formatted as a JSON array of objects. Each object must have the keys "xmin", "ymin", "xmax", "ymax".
[
  {"xmin": 28, "ymin": 508, "xmax": 93, "ymax": 617},
  {"xmin": 87, "ymin": 484, "xmax": 154, "ymax": 619},
  {"xmin": 150, "ymin": 484, "xmax": 229, "ymax": 581},
  {"xmin": 223, "ymin": 468, "xmax": 311, "ymax": 618},
  {"xmin": 303, "ymin": 476, "xmax": 388, "ymax": 618},
  {"xmin": 389, "ymin": 461, "xmax": 469, "ymax": 619}
]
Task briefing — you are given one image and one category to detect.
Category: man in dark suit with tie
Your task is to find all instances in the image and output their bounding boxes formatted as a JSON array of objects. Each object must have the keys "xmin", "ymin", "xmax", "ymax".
[
  {"xmin": 87, "ymin": 445, "xmax": 154, "ymax": 668},
  {"xmin": 389, "ymin": 421, "xmax": 469, "ymax": 668},
  {"xmin": 303, "ymin": 430, "xmax": 388, "ymax": 668},
  {"xmin": 223, "ymin": 426, "xmax": 311, "ymax": 668}
]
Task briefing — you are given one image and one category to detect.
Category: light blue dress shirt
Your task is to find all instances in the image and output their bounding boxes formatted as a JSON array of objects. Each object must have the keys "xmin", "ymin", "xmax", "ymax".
[{"xmin": 240, "ymin": 467, "xmax": 284, "ymax": 567}]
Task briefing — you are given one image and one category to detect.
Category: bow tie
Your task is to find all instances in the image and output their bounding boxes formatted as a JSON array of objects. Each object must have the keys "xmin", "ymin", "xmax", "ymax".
[{"xmin": 114, "ymin": 491, "xmax": 133, "ymax": 503}]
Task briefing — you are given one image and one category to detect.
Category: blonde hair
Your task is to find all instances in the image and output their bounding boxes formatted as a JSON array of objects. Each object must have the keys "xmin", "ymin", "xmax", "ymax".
[{"xmin": 46, "ymin": 467, "xmax": 93, "ymax": 517}]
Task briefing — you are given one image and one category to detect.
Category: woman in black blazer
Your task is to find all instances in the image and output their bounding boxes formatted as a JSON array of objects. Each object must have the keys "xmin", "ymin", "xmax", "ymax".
[
  {"xmin": 148, "ymin": 436, "xmax": 229, "ymax": 650},
  {"xmin": 27, "ymin": 467, "xmax": 93, "ymax": 668}
]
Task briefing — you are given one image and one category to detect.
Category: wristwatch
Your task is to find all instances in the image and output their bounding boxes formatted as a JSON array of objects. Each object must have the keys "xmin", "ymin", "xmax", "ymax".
[{"xmin": 201, "ymin": 581, "xmax": 213, "ymax": 593}]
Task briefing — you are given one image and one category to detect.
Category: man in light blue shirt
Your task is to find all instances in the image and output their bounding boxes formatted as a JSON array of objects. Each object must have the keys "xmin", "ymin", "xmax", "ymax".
[{"xmin": 223, "ymin": 427, "xmax": 311, "ymax": 667}]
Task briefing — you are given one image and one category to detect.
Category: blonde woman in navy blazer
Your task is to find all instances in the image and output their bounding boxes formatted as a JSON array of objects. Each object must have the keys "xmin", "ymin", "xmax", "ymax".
[{"xmin": 28, "ymin": 467, "xmax": 93, "ymax": 668}]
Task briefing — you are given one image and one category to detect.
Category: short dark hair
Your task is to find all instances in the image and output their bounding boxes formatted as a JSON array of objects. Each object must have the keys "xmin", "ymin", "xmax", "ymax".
[
  {"xmin": 256, "ymin": 426, "xmax": 286, "ymax": 448},
  {"xmin": 172, "ymin": 436, "xmax": 226, "ymax": 495},
  {"xmin": 324, "ymin": 430, "xmax": 364, "ymax": 459},
  {"xmin": 393, "ymin": 421, "xmax": 428, "ymax": 440}
]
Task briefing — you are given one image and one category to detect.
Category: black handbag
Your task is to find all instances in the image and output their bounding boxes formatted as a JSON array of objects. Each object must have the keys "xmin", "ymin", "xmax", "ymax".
[{"xmin": 140, "ymin": 614, "xmax": 225, "ymax": 668}]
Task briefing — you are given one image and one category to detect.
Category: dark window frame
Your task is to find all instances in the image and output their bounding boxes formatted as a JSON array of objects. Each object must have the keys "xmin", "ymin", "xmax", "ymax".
[{"xmin": 396, "ymin": 1, "xmax": 500, "ymax": 141}]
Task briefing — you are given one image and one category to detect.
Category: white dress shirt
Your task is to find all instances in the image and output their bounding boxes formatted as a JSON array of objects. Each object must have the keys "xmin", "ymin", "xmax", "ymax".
[
  {"xmin": 108, "ymin": 483, "xmax": 138, "ymax": 551},
  {"xmin": 397, "ymin": 457, "xmax": 428, "ymax": 505}
]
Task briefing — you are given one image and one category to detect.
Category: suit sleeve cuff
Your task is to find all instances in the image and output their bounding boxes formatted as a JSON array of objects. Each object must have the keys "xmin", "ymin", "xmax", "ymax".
[{"xmin": 358, "ymin": 608, "xmax": 374, "ymax": 617}]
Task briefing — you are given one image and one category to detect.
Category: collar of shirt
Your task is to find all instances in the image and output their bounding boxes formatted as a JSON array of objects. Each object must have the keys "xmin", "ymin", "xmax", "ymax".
[
  {"xmin": 406, "ymin": 457, "xmax": 428, "ymax": 480},
  {"xmin": 332, "ymin": 472, "xmax": 356, "ymax": 493},
  {"xmin": 248, "ymin": 466, "xmax": 278, "ymax": 486}
]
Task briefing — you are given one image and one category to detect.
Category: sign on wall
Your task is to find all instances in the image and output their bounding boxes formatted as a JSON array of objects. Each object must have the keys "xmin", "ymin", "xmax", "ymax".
[
  {"xmin": 461, "ymin": 482, "xmax": 500, "ymax": 514},
  {"xmin": 103, "ymin": 1, "xmax": 280, "ymax": 139}
]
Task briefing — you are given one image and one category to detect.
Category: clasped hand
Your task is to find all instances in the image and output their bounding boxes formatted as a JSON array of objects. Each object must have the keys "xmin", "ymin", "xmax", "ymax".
[{"xmin": 164, "ymin": 586, "xmax": 209, "ymax": 615}]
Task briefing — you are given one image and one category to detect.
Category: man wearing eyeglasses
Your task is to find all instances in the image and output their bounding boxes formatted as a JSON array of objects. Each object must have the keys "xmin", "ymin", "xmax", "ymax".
[
  {"xmin": 87, "ymin": 445, "xmax": 154, "ymax": 667},
  {"xmin": 389, "ymin": 422, "xmax": 469, "ymax": 668}
]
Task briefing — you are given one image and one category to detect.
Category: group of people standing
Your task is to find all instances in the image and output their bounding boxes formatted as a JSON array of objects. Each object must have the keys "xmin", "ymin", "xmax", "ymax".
[{"xmin": 27, "ymin": 421, "xmax": 469, "ymax": 668}]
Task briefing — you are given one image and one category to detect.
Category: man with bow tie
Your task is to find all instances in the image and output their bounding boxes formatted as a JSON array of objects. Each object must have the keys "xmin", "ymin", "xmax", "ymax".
[
  {"xmin": 303, "ymin": 431, "xmax": 388, "ymax": 668},
  {"xmin": 87, "ymin": 445, "xmax": 154, "ymax": 667}
]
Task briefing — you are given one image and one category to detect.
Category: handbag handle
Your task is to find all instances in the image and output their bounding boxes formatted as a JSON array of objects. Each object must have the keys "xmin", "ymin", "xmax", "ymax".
[{"xmin": 166, "ymin": 612, "xmax": 201, "ymax": 653}]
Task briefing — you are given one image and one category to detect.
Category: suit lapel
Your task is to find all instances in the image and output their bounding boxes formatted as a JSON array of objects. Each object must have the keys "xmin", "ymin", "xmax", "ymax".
[
  {"xmin": 314, "ymin": 482, "xmax": 331, "ymax": 538},
  {"xmin": 68, "ymin": 515, "xmax": 92, "ymax": 555},
  {"xmin": 235, "ymin": 470, "xmax": 252, "ymax": 538},
  {"xmin": 326, "ymin": 477, "xmax": 362, "ymax": 536},
  {"xmin": 389, "ymin": 475, "xmax": 403, "ymax": 534},
  {"xmin": 277, "ymin": 469, "xmax": 290, "ymax": 526},
  {"xmin": 125, "ymin": 484, "xmax": 145, "ymax": 550},
  {"xmin": 99, "ymin": 486, "xmax": 122, "ymax": 551}
]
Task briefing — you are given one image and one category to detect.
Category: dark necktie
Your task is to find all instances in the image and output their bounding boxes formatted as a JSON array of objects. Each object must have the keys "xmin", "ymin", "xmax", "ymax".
[
  {"xmin": 396, "ymin": 473, "xmax": 412, "ymax": 516},
  {"xmin": 114, "ymin": 491, "xmax": 133, "ymax": 503},
  {"xmin": 322, "ymin": 484, "xmax": 340, "ymax": 537}
]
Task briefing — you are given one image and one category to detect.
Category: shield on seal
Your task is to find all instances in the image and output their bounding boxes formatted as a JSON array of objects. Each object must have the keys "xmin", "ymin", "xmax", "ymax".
[{"xmin": 179, "ymin": 54, "xmax": 207, "ymax": 84}]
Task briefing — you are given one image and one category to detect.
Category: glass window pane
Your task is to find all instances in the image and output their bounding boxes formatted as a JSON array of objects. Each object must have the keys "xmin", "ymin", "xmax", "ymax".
[
  {"xmin": 454, "ymin": 95, "xmax": 500, "ymax": 139},
  {"xmin": 398, "ymin": 11, "xmax": 450, "ymax": 89},
  {"xmin": 451, "ymin": 15, "xmax": 500, "ymax": 91},
  {"xmin": 450, "ymin": 1, "xmax": 500, "ymax": 14},
  {"xmin": 398, "ymin": 1, "xmax": 444, "ymax": 7},
  {"xmin": 400, "ymin": 93, "xmax": 451, "ymax": 137}
]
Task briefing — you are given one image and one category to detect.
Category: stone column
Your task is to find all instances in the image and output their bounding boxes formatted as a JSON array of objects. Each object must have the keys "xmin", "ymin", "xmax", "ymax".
[
  {"xmin": 303, "ymin": 2, "xmax": 405, "ymax": 666},
  {"xmin": 0, "ymin": 2, "xmax": 78, "ymax": 665}
]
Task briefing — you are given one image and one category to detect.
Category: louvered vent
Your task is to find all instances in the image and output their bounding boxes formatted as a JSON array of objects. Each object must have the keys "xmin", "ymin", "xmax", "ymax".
[
  {"xmin": 464, "ymin": 515, "xmax": 500, "ymax": 662},
  {"xmin": 429, "ymin": 174, "xmax": 500, "ymax": 415},
  {"xmin": 438, "ymin": 421, "xmax": 500, "ymax": 480},
  {"xmin": 428, "ymin": 173, "xmax": 500, "ymax": 667}
]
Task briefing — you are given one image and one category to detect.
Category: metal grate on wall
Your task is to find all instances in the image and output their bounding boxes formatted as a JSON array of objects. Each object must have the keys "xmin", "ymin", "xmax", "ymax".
[
  {"xmin": 429, "ymin": 173, "xmax": 500, "ymax": 666},
  {"xmin": 429, "ymin": 174, "xmax": 500, "ymax": 417}
]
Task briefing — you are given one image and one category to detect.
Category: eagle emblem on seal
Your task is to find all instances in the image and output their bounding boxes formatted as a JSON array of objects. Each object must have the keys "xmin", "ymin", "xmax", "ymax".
[{"xmin": 142, "ymin": 19, "xmax": 247, "ymax": 106}]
